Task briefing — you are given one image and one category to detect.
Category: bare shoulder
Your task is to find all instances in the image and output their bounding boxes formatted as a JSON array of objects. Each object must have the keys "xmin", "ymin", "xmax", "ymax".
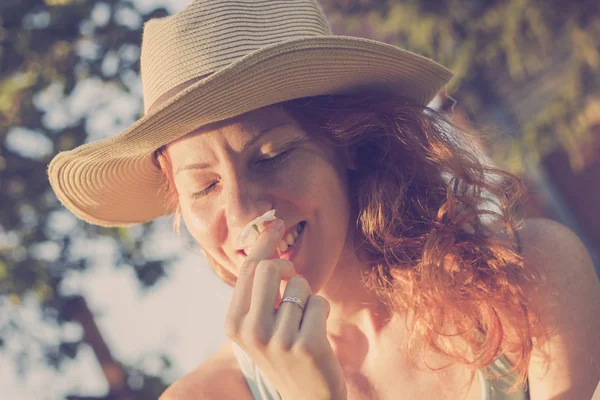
[
  {"xmin": 518, "ymin": 217, "xmax": 597, "ymax": 285},
  {"xmin": 516, "ymin": 217, "xmax": 599, "ymax": 317},
  {"xmin": 519, "ymin": 217, "xmax": 587, "ymax": 253},
  {"xmin": 159, "ymin": 340, "xmax": 254, "ymax": 400},
  {"xmin": 517, "ymin": 218, "xmax": 600, "ymax": 399}
]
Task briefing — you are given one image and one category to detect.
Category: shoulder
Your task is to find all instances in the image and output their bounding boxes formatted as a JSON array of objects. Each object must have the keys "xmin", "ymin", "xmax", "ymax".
[
  {"xmin": 517, "ymin": 217, "xmax": 598, "ymax": 326},
  {"xmin": 490, "ymin": 217, "xmax": 595, "ymax": 296},
  {"xmin": 518, "ymin": 217, "xmax": 597, "ymax": 297},
  {"xmin": 159, "ymin": 340, "xmax": 254, "ymax": 400},
  {"xmin": 517, "ymin": 218, "xmax": 600, "ymax": 399},
  {"xmin": 519, "ymin": 217, "xmax": 590, "ymax": 260}
]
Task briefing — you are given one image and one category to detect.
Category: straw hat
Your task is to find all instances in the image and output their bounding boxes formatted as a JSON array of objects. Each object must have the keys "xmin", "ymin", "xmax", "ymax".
[{"xmin": 47, "ymin": 0, "xmax": 453, "ymax": 227}]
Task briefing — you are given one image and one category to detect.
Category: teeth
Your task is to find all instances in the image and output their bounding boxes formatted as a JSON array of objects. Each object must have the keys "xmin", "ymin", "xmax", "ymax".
[
  {"xmin": 278, "ymin": 240, "xmax": 288, "ymax": 253},
  {"xmin": 277, "ymin": 223, "xmax": 304, "ymax": 254},
  {"xmin": 285, "ymin": 233, "xmax": 295, "ymax": 246}
]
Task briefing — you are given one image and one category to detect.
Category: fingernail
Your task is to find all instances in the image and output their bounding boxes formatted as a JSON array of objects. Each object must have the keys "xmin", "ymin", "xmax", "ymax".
[{"xmin": 266, "ymin": 219, "xmax": 284, "ymax": 232}]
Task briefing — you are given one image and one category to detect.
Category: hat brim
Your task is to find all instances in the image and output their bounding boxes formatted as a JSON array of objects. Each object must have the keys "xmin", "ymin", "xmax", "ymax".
[{"xmin": 48, "ymin": 36, "xmax": 453, "ymax": 227}]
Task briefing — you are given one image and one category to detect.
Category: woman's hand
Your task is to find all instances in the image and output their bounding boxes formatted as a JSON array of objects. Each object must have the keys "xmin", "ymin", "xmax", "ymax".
[{"xmin": 225, "ymin": 219, "xmax": 348, "ymax": 400}]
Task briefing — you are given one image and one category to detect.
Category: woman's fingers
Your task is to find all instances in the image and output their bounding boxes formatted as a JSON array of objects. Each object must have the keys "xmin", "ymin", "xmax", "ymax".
[
  {"xmin": 246, "ymin": 219, "xmax": 285, "ymax": 262},
  {"xmin": 299, "ymin": 295, "xmax": 330, "ymax": 341},
  {"xmin": 226, "ymin": 219, "xmax": 285, "ymax": 335},
  {"xmin": 250, "ymin": 259, "xmax": 295, "ymax": 323},
  {"xmin": 273, "ymin": 276, "xmax": 312, "ymax": 346},
  {"xmin": 223, "ymin": 221, "xmax": 344, "ymax": 400},
  {"xmin": 226, "ymin": 219, "xmax": 297, "ymax": 339}
]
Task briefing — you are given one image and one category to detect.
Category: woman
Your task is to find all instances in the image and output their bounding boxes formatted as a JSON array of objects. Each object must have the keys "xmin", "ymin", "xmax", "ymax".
[{"xmin": 48, "ymin": 1, "xmax": 600, "ymax": 399}]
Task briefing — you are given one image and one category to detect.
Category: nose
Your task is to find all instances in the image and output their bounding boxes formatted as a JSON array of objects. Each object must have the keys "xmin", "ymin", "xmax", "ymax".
[{"xmin": 225, "ymin": 174, "xmax": 271, "ymax": 241}]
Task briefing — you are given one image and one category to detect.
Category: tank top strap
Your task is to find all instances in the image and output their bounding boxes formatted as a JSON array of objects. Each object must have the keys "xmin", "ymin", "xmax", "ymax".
[
  {"xmin": 231, "ymin": 342, "xmax": 282, "ymax": 400},
  {"xmin": 479, "ymin": 354, "xmax": 530, "ymax": 399}
]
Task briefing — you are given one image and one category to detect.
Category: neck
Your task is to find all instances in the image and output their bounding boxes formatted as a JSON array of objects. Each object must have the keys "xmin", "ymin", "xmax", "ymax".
[
  {"xmin": 314, "ymin": 244, "xmax": 413, "ymax": 380},
  {"xmin": 317, "ymin": 241, "xmax": 398, "ymax": 347}
]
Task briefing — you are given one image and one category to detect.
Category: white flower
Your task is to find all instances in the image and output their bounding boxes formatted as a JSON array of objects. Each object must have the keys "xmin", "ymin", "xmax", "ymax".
[{"xmin": 236, "ymin": 209, "xmax": 277, "ymax": 248}]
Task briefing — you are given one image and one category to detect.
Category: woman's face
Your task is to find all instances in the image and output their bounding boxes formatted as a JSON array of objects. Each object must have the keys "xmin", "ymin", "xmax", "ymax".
[{"xmin": 167, "ymin": 105, "xmax": 354, "ymax": 291}]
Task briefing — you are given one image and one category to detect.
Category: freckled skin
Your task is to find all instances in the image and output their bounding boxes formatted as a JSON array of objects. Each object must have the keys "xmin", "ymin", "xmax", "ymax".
[{"xmin": 166, "ymin": 106, "xmax": 354, "ymax": 293}]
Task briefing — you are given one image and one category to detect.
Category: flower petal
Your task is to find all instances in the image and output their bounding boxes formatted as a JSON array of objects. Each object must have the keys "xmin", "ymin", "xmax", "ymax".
[{"xmin": 236, "ymin": 209, "xmax": 277, "ymax": 247}]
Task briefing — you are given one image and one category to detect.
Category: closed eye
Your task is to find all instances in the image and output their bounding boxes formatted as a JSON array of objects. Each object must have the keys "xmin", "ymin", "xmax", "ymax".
[
  {"xmin": 191, "ymin": 145, "xmax": 299, "ymax": 199},
  {"xmin": 191, "ymin": 180, "xmax": 219, "ymax": 199},
  {"xmin": 256, "ymin": 149, "xmax": 293, "ymax": 166}
]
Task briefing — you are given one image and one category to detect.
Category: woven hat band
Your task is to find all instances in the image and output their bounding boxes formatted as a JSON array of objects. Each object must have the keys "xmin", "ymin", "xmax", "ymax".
[{"xmin": 140, "ymin": 0, "xmax": 331, "ymax": 114}]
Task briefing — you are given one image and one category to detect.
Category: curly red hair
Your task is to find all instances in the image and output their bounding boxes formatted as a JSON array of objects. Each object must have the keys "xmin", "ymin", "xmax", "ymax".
[{"xmin": 154, "ymin": 91, "xmax": 552, "ymax": 393}]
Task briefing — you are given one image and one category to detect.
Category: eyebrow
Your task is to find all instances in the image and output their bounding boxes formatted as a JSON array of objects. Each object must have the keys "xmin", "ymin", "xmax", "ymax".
[{"xmin": 175, "ymin": 122, "xmax": 292, "ymax": 175}]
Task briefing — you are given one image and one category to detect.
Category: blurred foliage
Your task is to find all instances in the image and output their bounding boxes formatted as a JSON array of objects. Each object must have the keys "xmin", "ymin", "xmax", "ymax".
[
  {"xmin": 320, "ymin": 0, "xmax": 600, "ymax": 173},
  {"xmin": 0, "ymin": 0, "xmax": 176, "ymax": 398},
  {"xmin": 1, "ymin": 0, "xmax": 599, "ymax": 398}
]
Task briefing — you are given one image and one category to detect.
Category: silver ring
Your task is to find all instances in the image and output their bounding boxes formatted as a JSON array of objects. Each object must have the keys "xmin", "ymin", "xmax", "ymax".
[{"xmin": 280, "ymin": 296, "xmax": 305, "ymax": 312}]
